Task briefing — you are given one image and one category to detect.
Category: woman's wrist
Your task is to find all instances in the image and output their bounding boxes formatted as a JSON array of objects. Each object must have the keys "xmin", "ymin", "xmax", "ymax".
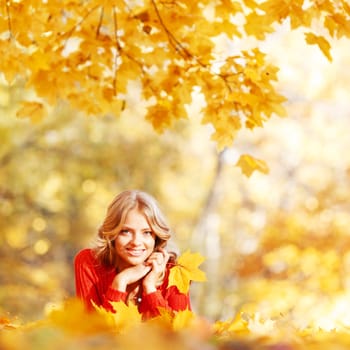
[
  {"xmin": 143, "ymin": 282, "xmax": 157, "ymax": 294},
  {"xmin": 112, "ymin": 276, "xmax": 127, "ymax": 292}
]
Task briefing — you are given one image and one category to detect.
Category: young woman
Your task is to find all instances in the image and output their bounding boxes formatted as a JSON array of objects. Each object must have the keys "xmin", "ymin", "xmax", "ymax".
[{"xmin": 74, "ymin": 190, "xmax": 191, "ymax": 319}]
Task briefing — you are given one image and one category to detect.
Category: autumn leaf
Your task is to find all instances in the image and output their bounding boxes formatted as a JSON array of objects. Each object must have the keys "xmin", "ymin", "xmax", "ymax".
[
  {"xmin": 305, "ymin": 32, "xmax": 333, "ymax": 62},
  {"xmin": 150, "ymin": 307, "xmax": 174, "ymax": 329},
  {"xmin": 168, "ymin": 250, "xmax": 207, "ymax": 293},
  {"xmin": 16, "ymin": 101, "xmax": 47, "ymax": 123},
  {"xmin": 109, "ymin": 301, "xmax": 143, "ymax": 332},
  {"xmin": 236, "ymin": 154, "xmax": 269, "ymax": 177},
  {"xmin": 214, "ymin": 312, "xmax": 250, "ymax": 336},
  {"xmin": 47, "ymin": 298, "xmax": 111, "ymax": 335},
  {"xmin": 145, "ymin": 102, "xmax": 174, "ymax": 133},
  {"xmin": 93, "ymin": 301, "xmax": 142, "ymax": 333},
  {"xmin": 172, "ymin": 309, "xmax": 195, "ymax": 331},
  {"xmin": 244, "ymin": 12, "xmax": 275, "ymax": 40}
]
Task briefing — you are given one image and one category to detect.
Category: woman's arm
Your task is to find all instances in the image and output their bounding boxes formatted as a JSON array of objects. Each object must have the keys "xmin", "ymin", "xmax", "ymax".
[{"xmin": 74, "ymin": 249, "xmax": 127, "ymax": 312}]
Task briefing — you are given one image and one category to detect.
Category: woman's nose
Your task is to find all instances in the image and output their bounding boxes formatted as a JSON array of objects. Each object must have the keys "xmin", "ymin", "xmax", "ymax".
[{"xmin": 130, "ymin": 232, "xmax": 142, "ymax": 244}]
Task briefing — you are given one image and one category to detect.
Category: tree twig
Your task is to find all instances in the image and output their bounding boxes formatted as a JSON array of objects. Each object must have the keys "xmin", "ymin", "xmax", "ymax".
[{"xmin": 96, "ymin": 6, "xmax": 104, "ymax": 38}]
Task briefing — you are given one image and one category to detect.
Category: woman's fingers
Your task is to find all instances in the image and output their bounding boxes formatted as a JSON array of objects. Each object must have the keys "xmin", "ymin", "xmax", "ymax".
[
  {"xmin": 159, "ymin": 248, "xmax": 170, "ymax": 264},
  {"xmin": 146, "ymin": 249, "xmax": 169, "ymax": 266}
]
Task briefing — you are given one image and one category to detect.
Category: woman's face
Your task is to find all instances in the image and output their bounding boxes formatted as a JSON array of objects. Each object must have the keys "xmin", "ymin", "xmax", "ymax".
[{"xmin": 114, "ymin": 207, "xmax": 156, "ymax": 270}]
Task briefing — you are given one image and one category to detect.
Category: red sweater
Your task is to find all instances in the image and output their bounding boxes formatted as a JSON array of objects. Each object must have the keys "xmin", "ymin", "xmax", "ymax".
[{"xmin": 74, "ymin": 248, "xmax": 191, "ymax": 319}]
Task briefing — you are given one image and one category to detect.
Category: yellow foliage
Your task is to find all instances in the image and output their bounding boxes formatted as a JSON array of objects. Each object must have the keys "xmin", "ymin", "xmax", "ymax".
[
  {"xmin": 0, "ymin": 0, "xmax": 346, "ymax": 154},
  {"xmin": 208, "ymin": 110, "xmax": 241, "ymax": 150}
]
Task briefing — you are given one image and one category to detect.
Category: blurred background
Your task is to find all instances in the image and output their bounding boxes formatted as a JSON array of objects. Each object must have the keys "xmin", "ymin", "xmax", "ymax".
[{"xmin": 1, "ymin": 26, "xmax": 350, "ymax": 330}]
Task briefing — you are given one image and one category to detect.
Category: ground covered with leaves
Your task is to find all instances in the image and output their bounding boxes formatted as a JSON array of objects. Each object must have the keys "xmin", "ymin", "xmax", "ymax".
[{"xmin": 2, "ymin": 298, "xmax": 350, "ymax": 350}]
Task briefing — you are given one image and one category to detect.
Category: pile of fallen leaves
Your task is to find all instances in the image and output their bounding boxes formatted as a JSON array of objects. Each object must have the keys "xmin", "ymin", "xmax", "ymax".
[
  {"xmin": 3, "ymin": 250, "xmax": 350, "ymax": 349},
  {"xmin": 3, "ymin": 301, "xmax": 350, "ymax": 350}
]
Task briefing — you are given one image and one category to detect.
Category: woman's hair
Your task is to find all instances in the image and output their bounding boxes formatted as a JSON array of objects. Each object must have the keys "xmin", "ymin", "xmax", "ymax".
[{"xmin": 93, "ymin": 190, "xmax": 172, "ymax": 267}]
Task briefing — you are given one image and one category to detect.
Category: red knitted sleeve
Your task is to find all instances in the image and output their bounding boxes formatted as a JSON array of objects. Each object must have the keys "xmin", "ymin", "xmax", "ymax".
[{"xmin": 74, "ymin": 249, "xmax": 127, "ymax": 312}]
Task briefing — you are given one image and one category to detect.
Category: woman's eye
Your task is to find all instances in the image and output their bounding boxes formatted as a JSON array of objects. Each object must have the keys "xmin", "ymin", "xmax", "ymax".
[
  {"xmin": 144, "ymin": 231, "xmax": 153, "ymax": 235},
  {"xmin": 120, "ymin": 229, "xmax": 130, "ymax": 235}
]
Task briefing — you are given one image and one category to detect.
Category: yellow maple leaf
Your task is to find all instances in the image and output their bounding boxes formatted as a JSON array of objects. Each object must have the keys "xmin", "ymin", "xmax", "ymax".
[
  {"xmin": 47, "ymin": 298, "xmax": 110, "ymax": 335},
  {"xmin": 150, "ymin": 307, "xmax": 196, "ymax": 332},
  {"xmin": 172, "ymin": 309, "xmax": 195, "ymax": 331},
  {"xmin": 236, "ymin": 154, "xmax": 269, "ymax": 177},
  {"xmin": 93, "ymin": 301, "xmax": 142, "ymax": 333},
  {"xmin": 205, "ymin": 104, "xmax": 242, "ymax": 150},
  {"xmin": 145, "ymin": 102, "xmax": 173, "ymax": 133},
  {"xmin": 149, "ymin": 307, "xmax": 174, "ymax": 329},
  {"xmin": 213, "ymin": 312, "xmax": 250, "ymax": 336},
  {"xmin": 109, "ymin": 301, "xmax": 142, "ymax": 332},
  {"xmin": 244, "ymin": 12, "xmax": 274, "ymax": 40},
  {"xmin": 227, "ymin": 312, "xmax": 250, "ymax": 335},
  {"xmin": 16, "ymin": 101, "xmax": 47, "ymax": 123},
  {"xmin": 168, "ymin": 250, "xmax": 207, "ymax": 293},
  {"xmin": 305, "ymin": 32, "xmax": 332, "ymax": 62}
]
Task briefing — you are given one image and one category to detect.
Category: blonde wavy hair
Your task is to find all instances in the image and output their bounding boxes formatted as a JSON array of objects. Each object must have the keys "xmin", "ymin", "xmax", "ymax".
[{"xmin": 93, "ymin": 190, "xmax": 173, "ymax": 267}]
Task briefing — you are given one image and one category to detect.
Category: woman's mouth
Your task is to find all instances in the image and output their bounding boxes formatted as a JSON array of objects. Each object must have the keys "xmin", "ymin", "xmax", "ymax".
[{"xmin": 126, "ymin": 248, "xmax": 145, "ymax": 257}]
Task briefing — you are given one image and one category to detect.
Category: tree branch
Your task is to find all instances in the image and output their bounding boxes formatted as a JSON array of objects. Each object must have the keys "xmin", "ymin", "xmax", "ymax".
[
  {"xmin": 150, "ymin": 0, "xmax": 193, "ymax": 60},
  {"xmin": 5, "ymin": 1, "xmax": 13, "ymax": 41}
]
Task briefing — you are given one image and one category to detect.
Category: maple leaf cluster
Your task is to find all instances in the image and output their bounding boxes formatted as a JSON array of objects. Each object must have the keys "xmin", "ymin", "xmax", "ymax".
[{"xmin": 1, "ymin": 0, "xmax": 349, "ymax": 178}]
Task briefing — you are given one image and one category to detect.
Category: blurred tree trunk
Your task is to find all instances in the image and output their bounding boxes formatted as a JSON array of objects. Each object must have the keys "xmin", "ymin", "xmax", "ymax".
[{"xmin": 190, "ymin": 150, "xmax": 226, "ymax": 318}]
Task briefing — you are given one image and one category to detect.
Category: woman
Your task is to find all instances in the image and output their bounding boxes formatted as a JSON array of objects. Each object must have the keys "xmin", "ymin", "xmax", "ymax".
[{"xmin": 74, "ymin": 190, "xmax": 191, "ymax": 319}]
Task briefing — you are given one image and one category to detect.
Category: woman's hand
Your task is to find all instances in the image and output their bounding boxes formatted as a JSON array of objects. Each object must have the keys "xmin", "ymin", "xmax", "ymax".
[
  {"xmin": 112, "ymin": 264, "xmax": 151, "ymax": 292},
  {"xmin": 142, "ymin": 248, "xmax": 170, "ymax": 294}
]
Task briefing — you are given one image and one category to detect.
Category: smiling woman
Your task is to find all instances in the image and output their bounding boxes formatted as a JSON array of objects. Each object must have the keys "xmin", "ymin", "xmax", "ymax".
[{"xmin": 74, "ymin": 190, "xmax": 191, "ymax": 319}]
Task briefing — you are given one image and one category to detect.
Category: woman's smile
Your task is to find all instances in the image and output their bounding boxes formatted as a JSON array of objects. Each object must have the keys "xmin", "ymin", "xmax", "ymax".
[{"xmin": 126, "ymin": 248, "xmax": 146, "ymax": 257}]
